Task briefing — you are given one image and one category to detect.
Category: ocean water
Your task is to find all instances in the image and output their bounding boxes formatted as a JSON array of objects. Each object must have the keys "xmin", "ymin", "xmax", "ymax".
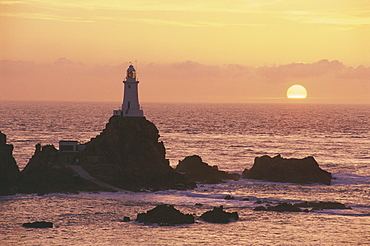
[{"xmin": 1, "ymin": 101, "xmax": 369, "ymax": 245}]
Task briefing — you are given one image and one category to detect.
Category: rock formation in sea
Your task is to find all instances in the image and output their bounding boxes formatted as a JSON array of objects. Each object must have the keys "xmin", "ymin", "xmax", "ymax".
[
  {"xmin": 20, "ymin": 144, "xmax": 108, "ymax": 194},
  {"xmin": 17, "ymin": 116, "xmax": 195, "ymax": 193},
  {"xmin": 253, "ymin": 201, "xmax": 350, "ymax": 212},
  {"xmin": 79, "ymin": 116, "xmax": 195, "ymax": 191},
  {"xmin": 293, "ymin": 201, "xmax": 351, "ymax": 210},
  {"xmin": 0, "ymin": 131, "xmax": 20, "ymax": 195},
  {"xmin": 199, "ymin": 206, "xmax": 239, "ymax": 223},
  {"xmin": 136, "ymin": 204, "xmax": 195, "ymax": 225},
  {"xmin": 175, "ymin": 155, "xmax": 240, "ymax": 184},
  {"xmin": 22, "ymin": 221, "xmax": 53, "ymax": 228},
  {"xmin": 242, "ymin": 154, "xmax": 332, "ymax": 185}
]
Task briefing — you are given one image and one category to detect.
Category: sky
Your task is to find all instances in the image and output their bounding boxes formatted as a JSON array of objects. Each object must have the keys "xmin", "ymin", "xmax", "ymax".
[{"xmin": 0, "ymin": 0, "xmax": 369, "ymax": 104}]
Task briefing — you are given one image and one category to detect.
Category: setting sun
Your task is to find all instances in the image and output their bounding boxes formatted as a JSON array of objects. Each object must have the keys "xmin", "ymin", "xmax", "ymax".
[{"xmin": 287, "ymin": 85, "xmax": 308, "ymax": 99}]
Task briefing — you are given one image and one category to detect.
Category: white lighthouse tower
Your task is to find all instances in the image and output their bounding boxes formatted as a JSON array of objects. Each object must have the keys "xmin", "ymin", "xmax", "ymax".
[{"xmin": 113, "ymin": 64, "xmax": 144, "ymax": 117}]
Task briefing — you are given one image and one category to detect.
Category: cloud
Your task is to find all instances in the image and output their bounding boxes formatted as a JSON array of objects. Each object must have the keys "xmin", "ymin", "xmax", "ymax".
[
  {"xmin": 281, "ymin": 9, "xmax": 370, "ymax": 28},
  {"xmin": 0, "ymin": 1, "xmax": 26, "ymax": 4},
  {"xmin": 0, "ymin": 59, "xmax": 369, "ymax": 104},
  {"xmin": 1, "ymin": 0, "xmax": 369, "ymax": 33},
  {"xmin": 256, "ymin": 60, "xmax": 343, "ymax": 82},
  {"xmin": 0, "ymin": 0, "xmax": 270, "ymax": 13},
  {"xmin": 0, "ymin": 12, "xmax": 93, "ymax": 22},
  {"xmin": 256, "ymin": 59, "xmax": 370, "ymax": 83}
]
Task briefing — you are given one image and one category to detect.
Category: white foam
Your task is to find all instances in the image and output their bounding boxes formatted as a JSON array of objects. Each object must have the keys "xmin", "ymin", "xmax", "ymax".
[{"xmin": 331, "ymin": 173, "xmax": 370, "ymax": 185}]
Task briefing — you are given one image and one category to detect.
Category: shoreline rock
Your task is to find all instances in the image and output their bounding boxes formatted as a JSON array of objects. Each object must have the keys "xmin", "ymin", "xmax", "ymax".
[
  {"xmin": 176, "ymin": 155, "xmax": 240, "ymax": 184},
  {"xmin": 15, "ymin": 116, "xmax": 196, "ymax": 194},
  {"xmin": 22, "ymin": 221, "xmax": 53, "ymax": 228},
  {"xmin": 136, "ymin": 204, "xmax": 195, "ymax": 225},
  {"xmin": 200, "ymin": 206, "xmax": 239, "ymax": 223},
  {"xmin": 0, "ymin": 131, "xmax": 20, "ymax": 196},
  {"xmin": 294, "ymin": 201, "xmax": 351, "ymax": 210},
  {"xmin": 80, "ymin": 116, "xmax": 195, "ymax": 191},
  {"xmin": 19, "ymin": 144, "xmax": 111, "ymax": 194},
  {"xmin": 242, "ymin": 154, "xmax": 332, "ymax": 185}
]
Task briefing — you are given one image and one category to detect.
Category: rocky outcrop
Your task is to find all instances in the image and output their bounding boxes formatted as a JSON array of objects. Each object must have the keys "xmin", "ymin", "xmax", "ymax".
[
  {"xmin": 80, "ymin": 116, "xmax": 195, "ymax": 191},
  {"xmin": 254, "ymin": 201, "xmax": 350, "ymax": 212},
  {"xmin": 122, "ymin": 216, "xmax": 130, "ymax": 222},
  {"xmin": 20, "ymin": 144, "xmax": 107, "ymax": 194},
  {"xmin": 242, "ymin": 155, "xmax": 332, "ymax": 185},
  {"xmin": 293, "ymin": 201, "xmax": 350, "ymax": 210},
  {"xmin": 0, "ymin": 131, "xmax": 20, "ymax": 195},
  {"xmin": 17, "ymin": 116, "xmax": 195, "ymax": 194},
  {"xmin": 22, "ymin": 221, "xmax": 53, "ymax": 228},
  {"xmin": 175, "ymin": 155, "xmax": 240, "ymax": 184},
  {"xmin": 199, "ymin": 206, "xmax": 239, "ymax": 223},
  {"xmin": 136, "ymin": 204, "xmax": 195, "ymax": 225}
]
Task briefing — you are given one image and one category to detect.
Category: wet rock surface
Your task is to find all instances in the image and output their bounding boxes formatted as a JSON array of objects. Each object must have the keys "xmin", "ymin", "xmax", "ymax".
[
  {"xmin": 242, "ymin": 154, "xmax": 332, "ymax": 185},
  {"xmin": 176, "ymin": 155, "xmax": 240, "ymax": 184},
  {"xmin": 136, "ymin": 204, "xmax": 195, "ymax": 225}
]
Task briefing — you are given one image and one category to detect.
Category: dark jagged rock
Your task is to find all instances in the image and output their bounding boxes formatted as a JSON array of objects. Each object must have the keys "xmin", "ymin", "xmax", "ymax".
[
  {"xmin": 175, "ymin": 155, "xmax": 240, "ymax": 184},
  {"xmin": 19, "ymin": 144, "xmax": 107, "ymax": 194},
  {"xmin": 136, "ymin": 204, "xmax": 195, "ymax": 225},
  {"xmin": 0, "ymin": 131, "xmax": 20, "ymax": 195},
  {"xmin": 18, "ymin": 116, "xmax": 195, "ymax": 194},
  {"xmin": 294, "ymin": 201, "xmax": 351, "ymax": 210},
  {"xmin": 242, "ymin": 155, "xmax": 332, "ymax": 185},
  {"xmin": 22, "ymin": 221, "xmax": 53, "ymax": 228},
  {"xmin": 254, "ymin": 206, "xmax": 267, "ymax": 211},
  {"xmin": 123, "ymin": 216, "xmax": 131, "ymax": 222},
  {"xmin": 200, "ymin": 206, "xmax": 239, "ymax": 223},
  {"xmin": 80, "ymin": 116, "xmax": 195, "ymax": 191},
  {"xmin": 224, "ymin": 195, "xmax": 234, "ymax": 200}
]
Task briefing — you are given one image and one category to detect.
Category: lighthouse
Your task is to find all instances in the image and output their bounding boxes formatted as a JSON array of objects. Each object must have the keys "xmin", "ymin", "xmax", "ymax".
[{"xmin": 113, "ymin": 65, "xmax": 144, "ymax": 117}]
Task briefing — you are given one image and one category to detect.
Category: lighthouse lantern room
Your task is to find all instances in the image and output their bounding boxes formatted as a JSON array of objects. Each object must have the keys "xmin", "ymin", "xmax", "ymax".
[{"xmin": 113, "ymin": 65, "xmax": 144, "ymax": 117}]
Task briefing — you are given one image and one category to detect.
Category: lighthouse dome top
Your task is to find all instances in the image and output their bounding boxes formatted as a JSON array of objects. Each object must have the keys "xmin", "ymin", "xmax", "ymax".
[{"xmin": 127, "ymin": 65, "xmax": 136, "ymax": 71}]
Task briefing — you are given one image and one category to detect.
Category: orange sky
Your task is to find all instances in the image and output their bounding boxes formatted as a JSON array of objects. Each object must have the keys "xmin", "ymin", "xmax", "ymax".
[{"xmin": 0, "ymin": 0, "xmax": 369, "ymax": 104}]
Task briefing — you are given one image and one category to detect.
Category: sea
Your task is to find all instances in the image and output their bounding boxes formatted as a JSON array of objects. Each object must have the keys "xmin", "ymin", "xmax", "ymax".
[{"xmin": 0, "ymin": 101, "xmax": 369, "ymax": 245}]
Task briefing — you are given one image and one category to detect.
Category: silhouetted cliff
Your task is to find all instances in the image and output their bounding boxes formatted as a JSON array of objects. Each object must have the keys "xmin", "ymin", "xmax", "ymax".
[
  {"xmin": 0, "ymin": 131, "xmax": 20, "ymax": 195},
  {"xmin": 80, "ymin": 116, "xmax": 195, "ymax": 191},
  {"xmin": 20, "ymin": 144, "xmax": 108, "ymax": 194}
]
